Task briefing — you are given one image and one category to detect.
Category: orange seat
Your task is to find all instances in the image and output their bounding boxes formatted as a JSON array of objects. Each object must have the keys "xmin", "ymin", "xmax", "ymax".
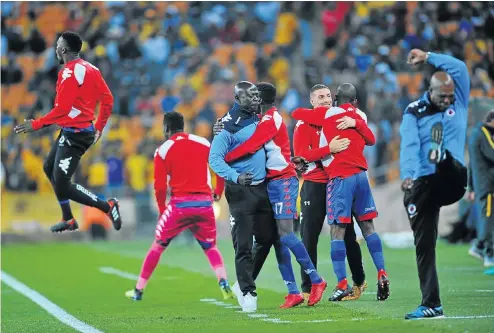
[
  {"xmin": 213, "ymin": 45, "xmax": 233, "ymax": 67},
  {"xmin": 397, "ymin": 73, "xmax": 411, "ymax": 87},
  {"xmin": 236, "ymin": 44, "xmax": 257, "ymax": 66},
  {"xmin": 470, "ymin": 89, "xmax": 485, "ymax": 98}
]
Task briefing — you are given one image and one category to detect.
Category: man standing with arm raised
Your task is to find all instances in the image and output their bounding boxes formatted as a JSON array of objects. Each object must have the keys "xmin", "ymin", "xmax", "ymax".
[{"xmin": 400, "ymin": 49, "xmax": 470, "ymax": 319}]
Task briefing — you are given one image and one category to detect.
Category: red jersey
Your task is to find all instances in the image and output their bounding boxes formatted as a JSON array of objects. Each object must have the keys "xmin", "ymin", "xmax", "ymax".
[
  {"xmin": 154, "ymin": 133, "xmax": 225, "ymax": 214},
  {"xmin": 293, "ymin": 121, "xmax": 329, "ymax": 183},
  {"xmin": 31, "ymin": 58, "xmax": 113, "ymax": 132},
  {"xmin": 225, "ymin": 107, "xmax": 296, "ymax": 180},
  {"xmin": 292, "ymin": 103, "xmax": 375, "ymax": 179}
]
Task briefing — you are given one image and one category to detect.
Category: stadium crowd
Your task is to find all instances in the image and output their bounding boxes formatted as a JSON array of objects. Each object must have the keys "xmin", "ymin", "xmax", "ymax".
[{"xmin": 1, "ymin": 1, "xmax": 493, "ymax": 198}]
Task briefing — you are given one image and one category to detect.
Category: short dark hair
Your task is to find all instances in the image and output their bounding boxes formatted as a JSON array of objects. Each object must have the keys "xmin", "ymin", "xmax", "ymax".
[
  {"xmin": 61, "ymin": 31, "xmax": 83, "ymax": 53},
  {"xmin": 164, "ymin": 111, "xmax": 184, "ymax": 132},
  {"xmin": 310, "ymin": 84, "xmax": 329, "ymax": 94},
  {"xmin": 257, "ymin": 82, "xmax": 276, "ymax": 104}
]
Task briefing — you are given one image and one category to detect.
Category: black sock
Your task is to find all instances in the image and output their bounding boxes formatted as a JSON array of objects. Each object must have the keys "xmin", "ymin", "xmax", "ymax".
[
  {"xmin": 68, "ymin": 184, "xmax": 110, "ymax": 213},
  {"xmin": 59, "ymin": 200, "xmax": 73, "ymax": 221}
]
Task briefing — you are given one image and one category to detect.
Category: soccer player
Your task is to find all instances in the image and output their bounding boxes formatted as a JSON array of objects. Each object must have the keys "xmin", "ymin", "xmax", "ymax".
[
  {"xmin": 293, "ymin": 84, "xmax": 367, "ymax": 301},
  {"xmin": 125, "ymin": 112, "xmax": 232, "ymax": 301},
  {"xmin": 400, "ymin": 49, "xmax": 470, "ymax": 319},
  {"xmin": 14, "ymin": 31, "xmax": 122, "ymax": 233},
  {"xmin": 292, "ymin": 83, "xmax": 390, "ymax": 302},
  {"xmin": 224, "ymin": 82, "xmax": 328, "ymax": 308},
  {"xmin": 468, "ymin": 112, "xmax": 494, "ymax": 269}
]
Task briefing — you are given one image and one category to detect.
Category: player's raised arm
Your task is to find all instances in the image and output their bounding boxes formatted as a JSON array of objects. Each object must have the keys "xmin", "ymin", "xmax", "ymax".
[
  {"xmin": 31, "ymin": 67, "xmax": 81, "ymax": 131},
  {"xmin": 153, "ymin": 146, "xmax": 170, "ymax": 215},
  {"xmin": 291, "ymin": 106, "xmax": 327, "ymax": 126},
  {"xmin": 399, "ymin": 107, "xmax": 420, "ymax": 184},
  {"xmin": 408, "ymin": 49, "xmax": 470, "ymax": 109},
  {"xmin": 95, "ymin": 71, "xmax": 114, "ymax": 132},
  {"xmin": 225, "ymin": 110, "xmax": 281, "ymax": 163},
  {"xmin": 209, "ymin": 130, "xmax": 240, "ymax": 183}
]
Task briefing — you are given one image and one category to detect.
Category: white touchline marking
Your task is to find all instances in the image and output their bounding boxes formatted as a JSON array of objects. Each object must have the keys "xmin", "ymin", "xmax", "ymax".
[
  {"xmin": 200, "ymin": 298, "xmax": 216, "ymax": 302},
  {"xmin": 1, "ymin": 271, "xmax": 103, "ymax": 333},
  {"xmin": 248, "ymin": 314, "xmax": 268, "ymax": 318},
  {"xmin": 443, "ymin": 315, "xmax": 494, "ymax": 319},
  {"xmin": 99, "ymin": 267, "xmax": 176, "ymax": 281}
]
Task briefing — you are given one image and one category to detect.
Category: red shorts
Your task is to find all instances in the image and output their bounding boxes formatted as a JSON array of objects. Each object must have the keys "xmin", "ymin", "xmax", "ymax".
[{"xmin": 155, "ymin": 195, "xmax": 216, "ymax": 248}]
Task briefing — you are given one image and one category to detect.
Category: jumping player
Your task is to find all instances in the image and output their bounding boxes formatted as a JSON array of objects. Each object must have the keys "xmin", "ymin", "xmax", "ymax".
[
  {"xmin": 14, "ymin": 31, "xmax": 122, "ymax": 233},
  {"xmin": 292, "ymin": 83, "xmax": 390, "ymax": 302},
  {"xmin": 224, "ymin": 82, "xmax": 327, "ymax": 307},
  {"xmin": 126, "ymin": 111, "xmax": 232, "ymax": 301}
]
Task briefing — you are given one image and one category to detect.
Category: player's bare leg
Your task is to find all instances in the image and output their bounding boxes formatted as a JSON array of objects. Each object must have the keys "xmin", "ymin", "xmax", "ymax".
[
  {"xmin": 329, "ymin": 224, "xmax": 353, "ymax": 301},
  {"xmin": 276, "ymin": 219, "xmax": 326, "ymax": 307},
  {"xmin": 357, "ymin": 220, "xmax": 390, "ymax": 301}
]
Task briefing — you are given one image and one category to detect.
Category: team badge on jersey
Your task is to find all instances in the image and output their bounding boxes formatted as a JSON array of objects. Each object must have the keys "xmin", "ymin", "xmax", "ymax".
[{"xmin": 446, "ymin": 109, "xmax": 455, "ymax": 117}]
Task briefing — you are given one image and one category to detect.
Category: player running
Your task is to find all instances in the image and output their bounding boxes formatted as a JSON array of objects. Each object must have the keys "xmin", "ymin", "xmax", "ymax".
[
  {"xmin": 126, "ymin": 111, "xmax": 232, "ymax": 301},
  {"xmin": 224, "ymin": 82, "xmax": 327, "ymax": 307},
  {"xmin": 14, "ymin": 31, "xmax": 122, "ymax": 233},
  {"xmin": 293, "ymin": 84, "xmax": 368, "ymax": 301},
  {"xmin": 292, "ymin": 83, "xmax": 390, "ymax": 302}
]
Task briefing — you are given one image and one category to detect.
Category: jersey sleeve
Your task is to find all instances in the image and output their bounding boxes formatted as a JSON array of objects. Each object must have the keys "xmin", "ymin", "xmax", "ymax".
[
  {"xmin": 31, "ymin": 69, "xmax": 80, "ymax": 130},
  {"xmin": 293, "ymin": 122, "xmax": 330, "ymax": 162},
  {"xmin": 291, "ymin": 107, "xmax": 327, "ymax": 126},
  {"xmin": 354, "ymin": 115, "xmax": 376, "ymax": 146},
  {"xmin": 154, "ymin": 148, "xmax": 169, "ymax": 215},
  {"xmin": 399, "ymin": 112, "xmax": 420, "ymax": 180},
  {"xmin": 209, "ymin": 130, "xmax": 240, "ymax": 183},
  {"xmin": 94, "ymin": 70, "xmax": 114, "ymax": 132},
  {"xmin": 225, "ymin": 111, "xmax": 281, "ymax": 163}
]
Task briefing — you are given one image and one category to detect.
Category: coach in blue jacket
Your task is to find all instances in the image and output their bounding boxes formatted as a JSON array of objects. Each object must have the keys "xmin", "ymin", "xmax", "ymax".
[
  {"xmin": 209, "ymin": 81, "xmax": 274, "ymax": 312},
  {"xmin": 399, "ymin": 49, "xmax": 470, "ymax": 319}
]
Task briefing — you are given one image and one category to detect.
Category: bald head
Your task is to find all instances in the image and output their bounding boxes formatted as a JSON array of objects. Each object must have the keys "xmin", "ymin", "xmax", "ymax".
[
  {"xmin": 429, "ymin": 71, "xmax": 455, "ymax": 111},
  {"xmin": 334, "ymin": 83, "xmax": 357, "ymax": 106},
  {"xmin": 234, "ymin": 81, "xmax": 260, "ymax": 112}
]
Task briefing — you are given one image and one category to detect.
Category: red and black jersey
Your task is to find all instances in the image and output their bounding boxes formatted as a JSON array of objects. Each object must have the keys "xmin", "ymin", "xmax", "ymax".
[{"xmin": 32, "ymin": 58, "xmax": 113, "ymax": 132}]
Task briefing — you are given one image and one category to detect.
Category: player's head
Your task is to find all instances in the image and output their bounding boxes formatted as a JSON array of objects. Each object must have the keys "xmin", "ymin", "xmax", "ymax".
[
  {"xmin": 334, "ymin": 83, "xmax": 357, "ymax": 107},
  {"xmin": 257, "ymin": 82, "xmax": 276, "ymax": 109},
  {"xmin": 163, "ymin": 111, "xmax": 184, "ymax": 140},
  {"xmin": 485, "ymin": 109, "xmax": 494, "ymax": 127},
  {"xmin": 234, "ymin": 81, "xmax": 260, "ymax": 113},
  {"xmin": 310, "ymin": 84, "xmax": 332, "ymax": 108},
  {"xmin": 56, "ymin": 31, "xmax": 83, "ymax": 64},
  {"xmin": 429, "ymin": 71, "xmax": 455, "ymax": 112}
]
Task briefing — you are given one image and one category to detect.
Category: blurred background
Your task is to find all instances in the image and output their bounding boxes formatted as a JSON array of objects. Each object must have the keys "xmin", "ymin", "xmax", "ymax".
[{"xmin": 1, "ymin": 1, "xmax": 494, "ymax": 242}]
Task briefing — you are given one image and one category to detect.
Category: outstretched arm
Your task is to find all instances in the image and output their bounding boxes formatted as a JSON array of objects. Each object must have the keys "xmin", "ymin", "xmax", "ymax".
[
  {"xmin": 291, "ymin": 106, "xmax": 327, "ymax": 126},
  {"xmin": 225, "ymin": 111, "xmax": 281, "ymax": 163}
]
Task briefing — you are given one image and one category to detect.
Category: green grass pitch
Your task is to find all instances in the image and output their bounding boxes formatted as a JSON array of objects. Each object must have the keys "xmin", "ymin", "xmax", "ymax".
[{"xmin": 2, "ymin": 239, "xmax": 493, "ymax": 333}]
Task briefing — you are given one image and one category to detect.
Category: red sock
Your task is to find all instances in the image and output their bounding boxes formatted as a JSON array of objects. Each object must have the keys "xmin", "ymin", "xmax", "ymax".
[
  {"xmin": 204, "ymin": 246, "xmax": 227, "ymax": 281},
  {"xmin": 136, "ymin": 242, "xmax": 165, "ymax": 290},
  {"xmin": 337, "ymin": 278, "xmax": 348, "ymax": 290},
  {"xmin": 378, "ymin": 269, "xmax": 388, "ymax": 280}
]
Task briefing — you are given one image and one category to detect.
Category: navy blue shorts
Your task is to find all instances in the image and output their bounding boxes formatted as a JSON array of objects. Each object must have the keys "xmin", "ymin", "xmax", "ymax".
[
  {"xmin": 326, "ymin": 171, "xmax": 378, "ymax": 224},
  {"xmin": 267, "ymin": 176, "xmax": 299, "ymax": 219}
]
